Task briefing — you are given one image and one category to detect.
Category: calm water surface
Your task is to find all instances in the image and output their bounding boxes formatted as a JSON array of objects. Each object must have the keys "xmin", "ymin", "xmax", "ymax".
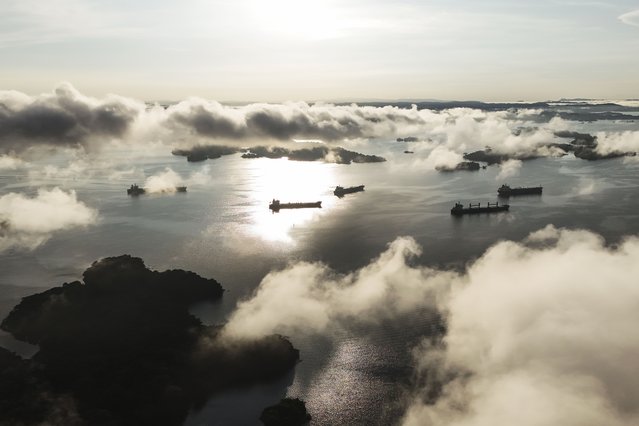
[{"xmin": 2, "ymin": 135, "xmax": 639, "ymax": 425}]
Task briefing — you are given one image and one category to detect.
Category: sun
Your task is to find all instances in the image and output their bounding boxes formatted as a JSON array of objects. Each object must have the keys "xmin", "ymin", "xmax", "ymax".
[{"xmin": 248, "ymin": 0, "xmax": 345, "ymax": 40}]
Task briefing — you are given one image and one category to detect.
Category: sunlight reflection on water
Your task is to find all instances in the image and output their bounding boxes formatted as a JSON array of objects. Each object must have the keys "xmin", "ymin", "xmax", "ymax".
[{"xmin": 243, "ymin": 158, "xmax": 340, "ymax": 243}]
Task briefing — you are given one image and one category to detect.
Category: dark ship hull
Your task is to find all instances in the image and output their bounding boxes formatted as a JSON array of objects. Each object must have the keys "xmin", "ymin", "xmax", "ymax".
[
  {"xmin": 127, "ymin": 185, "xmax": 187, "ymax": 196},
  {"xmin": 451, "ymin": 202, "xmax": 509, "ymax": 216},
  {"xmin": 498, "ymin": 185, "xmax": 542, "ymax": 197},
  {"xmin": 127, "ymin": 185, "xmax": 146, "ymax": 196},
  {"xmin": 269, "ymin": 200, "xmax": 322, "ymax": 211},
  {"xmin": 334, "ymin": 185, "xmax": 364, "ymax": 197}
]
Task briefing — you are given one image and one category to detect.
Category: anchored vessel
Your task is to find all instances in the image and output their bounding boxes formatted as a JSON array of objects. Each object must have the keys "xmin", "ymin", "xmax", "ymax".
[
  {"xmin": 127, "ymin": 184, "xmax": 146, "ymax": 196},
  {"xmin": 334, "ymin": 185, "xmax": 365, "ymax": 197},
  {"xmin": 127, "ymin": 184, "xmax": 187, "ymax": 196},
  {"xmin": 498, "ymin": 184, "xmax": 542, "ymax": 197},
  {"xmin": 269, "ymin": 199, "xmax": 322, "ymax": 211},
  {"xmin": 451, "ymin": 202, "xmax": 509, "ymax": 216}
]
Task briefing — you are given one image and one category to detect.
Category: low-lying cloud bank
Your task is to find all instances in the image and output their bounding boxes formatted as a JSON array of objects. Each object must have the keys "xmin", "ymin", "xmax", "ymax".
[
  {"xmin": 595, "ymin": 131, "xmax": 639, "ymax": 156},
  {"xmin": 223, "ymin": 237, "xmax": 452, "ymax": 339},
  {"xmin": 223, "ymin": 226, "xmax": 639, "ymax": 425},
  {"xmin": 404, "ymin": 225, "xmax": 639, "ymax": 426},
  {"xmin": 0, "ymin": 187, "xmax": 97, "ymax": 251},
  {"xmin": 2, "ymin": 84, "xmax": 638, "ymax": 168},
  {"xmin": 0, "ymin": 83, "xmax": 144, "ymax": 153}
]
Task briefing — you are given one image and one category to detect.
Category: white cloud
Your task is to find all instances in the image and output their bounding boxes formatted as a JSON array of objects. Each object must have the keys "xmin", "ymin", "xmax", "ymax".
[
  {"xmin": 495, "ymin": 159, "xmax": 522, "ymax": 180},
  {"xmin": 222, "ymin": 237, "xmax": 453, "ymax": 339},
  {"xmin": 143, "ymin": 168, "xmax": 184, "ymax": 194},
  {"xmin": 426, "ymin": 146, "xmax": 464, "ymax": 171},
  {"xmin": 5, "ymin": 85, "xmax": 635, "ymax": 172},
  {"xmin": 142, "ymin": 167, "xmax": 211, "ymax": 194},
  {"xmin": 404, "ymin": 225, "xmax": 639, "ymax": 426},
  {"xmin": 0, "ymin": 188, "xmax": 98, "ymax": 252},
  {"xmin": 222, "ymin": 225, "xmax": 639, "ymax": 425},
  {"xmin": 0, "ymin": 155, "xmax": 24, "ymax": 170},
  {"xmin": 595, "ymin": 130, "xmax": 639, "ymax": 155},
  {"xmin": 619, "ymin": 10, "xmax": 639, "ymax": 27}
]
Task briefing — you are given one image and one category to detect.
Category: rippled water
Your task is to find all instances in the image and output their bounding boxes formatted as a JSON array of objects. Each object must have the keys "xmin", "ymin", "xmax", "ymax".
[{"xmin": 2, "ymin": 132, "xmax": 639, "ymax": 424}]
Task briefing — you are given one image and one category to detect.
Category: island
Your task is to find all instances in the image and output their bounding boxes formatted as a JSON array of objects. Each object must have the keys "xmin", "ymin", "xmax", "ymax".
[
  {"xmin": 240, "ymin": 145, "xmax": 386, "ymax": 164},
  {"xmin": 553, "ymin": 131, "xmax": 636, "ymax": 160},
  {"xmin": 172, "ymin": 143, "xmax": 386, "ymax": 164},
  {"xmin": 462, "ymin": 149, "xmax": 536, "ymax": 165},
  {"xmin": 0, "ymin": 255, "xmax": 299, "ymax": 426},
  {"xmin": 436, "ymin": 161, "xmax": 481, "ymax": 172},
  {"xmin": 172, "ymin": 145, "xmax": 240, "ymax": 162}
]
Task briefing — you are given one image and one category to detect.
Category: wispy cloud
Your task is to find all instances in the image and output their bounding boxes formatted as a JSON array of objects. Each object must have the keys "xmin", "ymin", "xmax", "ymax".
[
  {"xmin": 495, "ymin": 159, "xmax": 522, "ymax": 180},
  {"xmin": 0, "ymin": 0, "xmax": 142, "ymax": 48},
  {"xmin": 0, "ymin": 155, "xmax": 24, "ymax": 170},
  {"xmin": 619, "ymin": 9, "xmax": 639, "ymax": 27},
  {"xmin": 143, "ymin": 167, "xmax": 212, "ymax": 193}
]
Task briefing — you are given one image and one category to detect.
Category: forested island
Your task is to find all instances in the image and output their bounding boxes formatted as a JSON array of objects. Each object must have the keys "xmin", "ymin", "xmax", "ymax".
[
  {"xmin": 173, "ymin": 144, "xmax": 386, "ymax": 164},
  {"xmin": 0, "ymin": 255, "xmax": 299, "ymax": 426}
]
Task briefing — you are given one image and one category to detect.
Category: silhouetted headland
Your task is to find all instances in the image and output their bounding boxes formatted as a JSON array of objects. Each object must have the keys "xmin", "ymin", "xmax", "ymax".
[
  {"xmin": 0, "ymin": 255, "xmax": 299, "ymax": 426},
  {"xmin": 260, "ymin": 398, "xmax": 311, "ymax": 426}
]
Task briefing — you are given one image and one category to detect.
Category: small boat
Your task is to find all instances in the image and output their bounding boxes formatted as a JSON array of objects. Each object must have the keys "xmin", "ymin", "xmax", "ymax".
[
  {"xmin": 269, "ymin": 199, "xmax": 322, "ymax": 211},
  {"xmin": 498, "ymin": 184, "xmax": 542, "ymax": 197},
  {"xmin": 451, "ymin": 202, "xmax": 509, "ymax": 216},
  {"xmin": 334, "ymin": 185, "xmax": 365, "ymax": 197},
  {"xmin": 127, "ymin": 184, "xmax": 146, "ymax": 196},
  {"xmin": 176, "ymin": 186, "xmax": 187, "ymax": 192}
]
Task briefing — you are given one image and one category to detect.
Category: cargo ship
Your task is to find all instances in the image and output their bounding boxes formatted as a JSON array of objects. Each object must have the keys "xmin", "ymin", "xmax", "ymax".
[
  {"xmin": 334, "ymin": 185, "xmax": 365, "ymax": 197},
  {"xmin": 127, "ymin": 184, "xmax": 187, "ymax": 196},
  {"xmin": 498, "ymin": 184, "xmax": 542, "ymax": 197},
  {"xmin": 269, "ymin": 199, "xmax": 322, "ymax": 211},
  {"xmin": 127, "ymin": 184, "xmax": 146, "ymax": 196},
  {"xmin": 451, "ymin": 202, "xmax": 509, "ymax": 216}
]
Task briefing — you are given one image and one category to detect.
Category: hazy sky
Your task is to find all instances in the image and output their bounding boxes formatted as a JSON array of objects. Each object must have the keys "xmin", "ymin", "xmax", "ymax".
[{"xmin": 1, "ymin": 0, "xmax": 639, "ymax": 101}]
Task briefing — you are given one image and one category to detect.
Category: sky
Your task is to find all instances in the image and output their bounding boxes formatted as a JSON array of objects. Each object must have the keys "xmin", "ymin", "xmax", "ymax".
[{"xmin": 1, "ymin": 0, "xmax": 639, "ymax": 102}]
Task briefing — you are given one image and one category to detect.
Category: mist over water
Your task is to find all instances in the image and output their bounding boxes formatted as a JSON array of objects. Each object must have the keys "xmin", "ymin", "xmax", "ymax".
[{"xmin": 1, "ymin": 95, "xmax": 639, "ymax": 424}]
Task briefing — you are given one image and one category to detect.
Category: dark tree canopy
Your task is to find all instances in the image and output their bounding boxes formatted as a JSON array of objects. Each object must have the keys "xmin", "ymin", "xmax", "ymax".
[{"xmin": 0, "ymin": 255, "xmax": 299, "ymax": 426}]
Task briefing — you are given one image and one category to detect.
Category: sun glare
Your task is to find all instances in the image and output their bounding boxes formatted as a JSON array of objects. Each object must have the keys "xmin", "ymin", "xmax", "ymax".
[
  {"xmin": 248, "ymin": 0, "xmax": 345, "ymax": 40},
  {"xmin": 246, "ymin": 158, "xmax": 338, "ymax": 243}
]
